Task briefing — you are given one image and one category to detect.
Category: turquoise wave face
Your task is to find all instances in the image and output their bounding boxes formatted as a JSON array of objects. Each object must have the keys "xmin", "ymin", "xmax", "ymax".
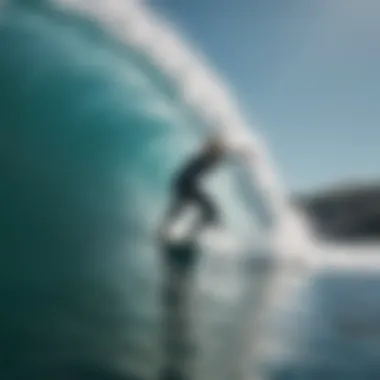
[
  {"xmin": 0, "ymin": 6, "xmax": 205, "ymax": 378},
  {"xmin": 0, "ymin": 5, "xmax": 262, "ymax": 380}
]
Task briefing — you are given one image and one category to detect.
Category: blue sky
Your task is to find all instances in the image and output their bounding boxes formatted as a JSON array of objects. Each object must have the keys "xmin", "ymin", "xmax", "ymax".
[{"xmin": 149, "ymin": 0, "xmax": 380, "ymax": 192}]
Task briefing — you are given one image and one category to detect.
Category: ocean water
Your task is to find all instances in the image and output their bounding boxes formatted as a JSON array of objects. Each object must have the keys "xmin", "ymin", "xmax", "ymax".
[
  {"xmin": 266, "ymin": 269, "xmax": 380, "ymax": 380},
  {"xmin": 0, "ymin": 4, "xmax": 269, "ymax": 380},
  {"xmin": 2, "ymin": 3, "xmax": 380, "ymax": 380}
]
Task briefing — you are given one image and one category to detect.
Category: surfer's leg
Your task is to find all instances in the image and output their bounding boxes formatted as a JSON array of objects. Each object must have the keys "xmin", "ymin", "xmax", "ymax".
[
  {"xmin": 170, "ymin": 191, "xmax": 196, "ymax": 222},
  {"xmin": 192, "ymin": 188, "xmax": 219, "ymax": 227},
  {"xmin": 159, "ymin": 191, "xmax": 190, "ymax": 240}
]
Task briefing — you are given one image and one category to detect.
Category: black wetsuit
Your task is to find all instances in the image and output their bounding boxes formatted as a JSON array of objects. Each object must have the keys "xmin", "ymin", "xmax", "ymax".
[{"xmin": 170, "ymin": 151, "xmax": 220, "ymax": 225}]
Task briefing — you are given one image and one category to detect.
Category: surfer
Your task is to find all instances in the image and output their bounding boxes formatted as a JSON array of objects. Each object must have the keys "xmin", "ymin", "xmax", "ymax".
[
  {"xmin": 159, "ymin": 132, "xmax": 255, "ymax": 243},
  {"xmin": 158, "ymin": 135, "xmax": 227, "ymax": 380},
  {"xmin": 162, "ymin": 135, "xmax": 227, "ymax": 238},
  {"xmin": 159, "ymin": 134, "xmax": 253, "ymax": 380}
]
